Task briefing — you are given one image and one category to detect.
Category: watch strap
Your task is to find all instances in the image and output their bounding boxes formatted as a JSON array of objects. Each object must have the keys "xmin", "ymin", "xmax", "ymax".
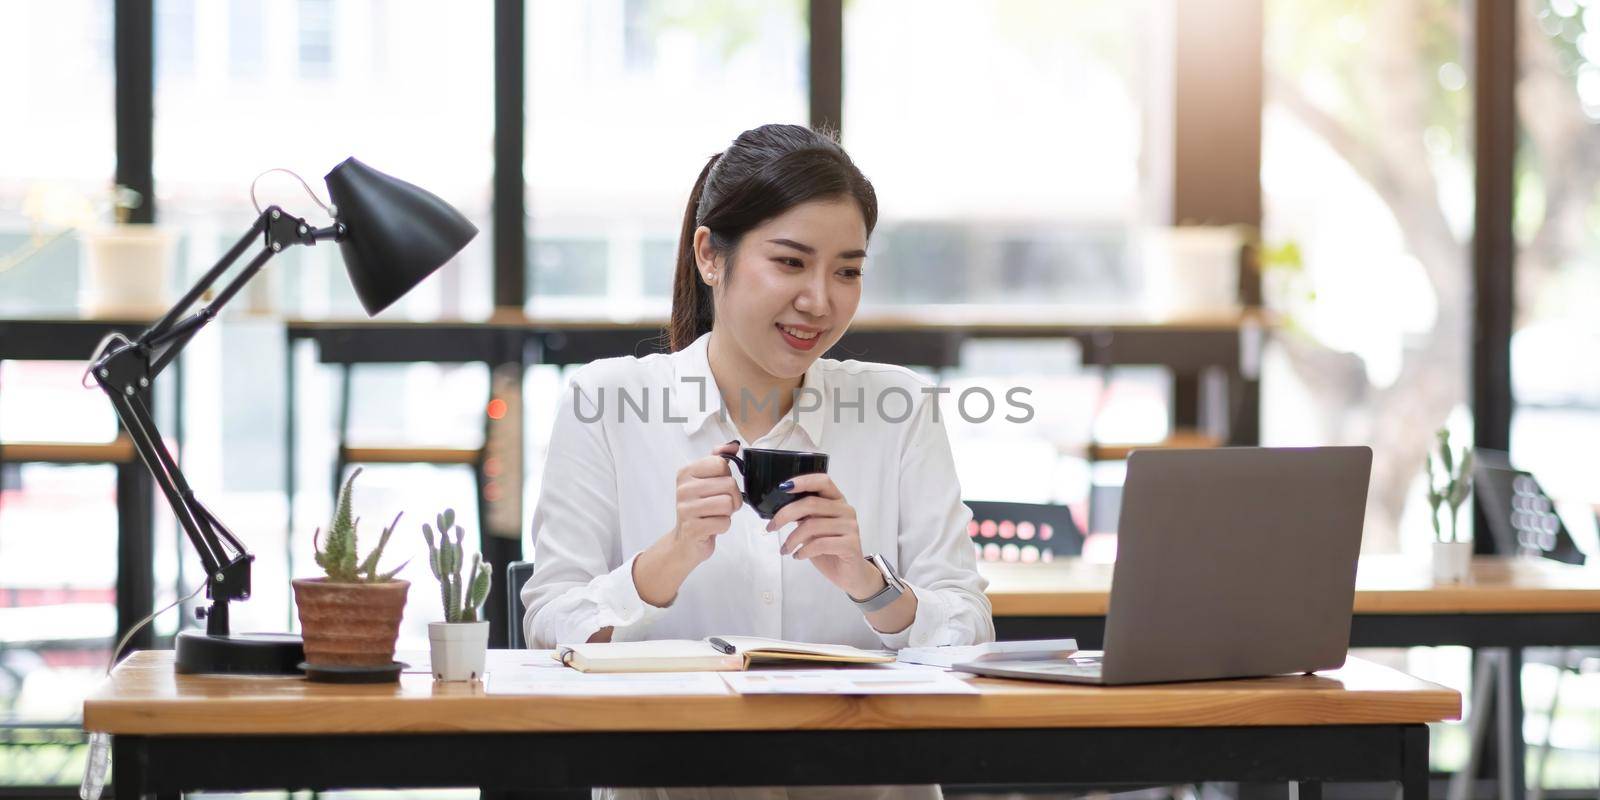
[{"xmin": 852, "ymin": 554, "xmax": 905, "ymax": 612}]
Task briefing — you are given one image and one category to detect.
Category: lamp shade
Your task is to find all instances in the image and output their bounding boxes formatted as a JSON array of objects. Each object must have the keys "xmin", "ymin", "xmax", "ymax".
[{"xmin": 324, "ymin": 157, "xmax": 478, "ymax": 316}]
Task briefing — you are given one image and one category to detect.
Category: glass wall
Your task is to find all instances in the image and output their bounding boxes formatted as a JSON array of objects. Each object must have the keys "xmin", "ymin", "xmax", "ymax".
[
  {"xmin": 1508, "ymin": 0, "xmax": 1600, "ymax": 786},
  {"xmin": 0, "ymin": 1, "xmax": 117, "ymax": 788},
  {"xmin": 1261, "ymin": 0, "xmax": 1473, "ymax": 556},
  {"xmin": 0, "ymin": 0, "xmax": 115, "ymax": 313},
  {"xmin": 151, "ymin": 0, "xmax": 497, "ymax": 648},
  {"xmin": 844, "ymin": 0, "xmax": 1155, "ymax": 308},
  {"xmin": 524, "ymin": 0, "xmax": 808, "ymax": 316}
]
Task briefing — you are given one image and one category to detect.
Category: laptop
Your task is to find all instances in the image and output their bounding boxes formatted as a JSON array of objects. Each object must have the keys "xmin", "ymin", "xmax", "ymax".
[{"xmin": 958, "ymin": 446, "xmax": 1372, "ymax": 685}]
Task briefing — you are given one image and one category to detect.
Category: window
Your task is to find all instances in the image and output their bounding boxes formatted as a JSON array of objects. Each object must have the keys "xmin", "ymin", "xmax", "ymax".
[
  {"xmin": 0, "ymin": 1, "xmax": 117, "ymax": 784},
  {"xmin": 524, "ymin": 0, "xmax": 808, "ymax": 315},
  {"xmin": 844, "ymin": 0, "xmax": 1157, "ymax": 306},
  {"xmin": 0, "ymin": 0, "xmax": 116, "ymax": 315},
  {"xmin": 1511, "ymin": 0, "xmax": 1600, "ymax": 567},
  {"xmin": 153, "ymin": 0, "xmax": 496, "ymax": 642},
  {"xmin": 297, "ymin": 0, "xmax": 334, "ymax": 80},
  {"xmin": 1261, "ymin": 0, "xmax": 1473, "ymax": 555}
]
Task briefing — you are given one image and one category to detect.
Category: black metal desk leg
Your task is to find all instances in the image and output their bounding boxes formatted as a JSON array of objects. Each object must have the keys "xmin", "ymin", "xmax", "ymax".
[
  {"xmin": 115, "ymin": 461, "xmax": 155, "ymax": 652},
  {"xmin": 1449, "ymin": 651, "xmax": 1498, "ymax": 800},
  {"xmin": 1497, "ymin": 648, "xmax": 1527, "ymax": 800},
  {"xmin": 112, "ymin": 735, "xmax": 146, "ymax": 800},
  {"xmin": 1402, "ymin": 725, "xmax": 1431, "ymax": 800},
  {"xmin": 284, "ymin": 337, "xmax": 297, "ymax": 630}
]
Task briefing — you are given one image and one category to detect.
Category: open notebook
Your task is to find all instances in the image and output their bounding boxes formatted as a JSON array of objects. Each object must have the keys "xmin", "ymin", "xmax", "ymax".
[{"xmin": 555, "ymin": 636, "xmax": 895, "ymax": 673}]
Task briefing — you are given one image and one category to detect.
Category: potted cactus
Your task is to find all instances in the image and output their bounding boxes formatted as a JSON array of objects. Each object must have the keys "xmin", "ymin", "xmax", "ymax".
[
  {"xmin": 1424, "ymin": 428, "xmax": 1475, "ymax": 584},
  {"xmin": 291, "ymin": 467, "xmax": 411, "ymax": 680},
  {"xmin": 423, "ymin": 509, "xmax": 492, "ymax": 681}
]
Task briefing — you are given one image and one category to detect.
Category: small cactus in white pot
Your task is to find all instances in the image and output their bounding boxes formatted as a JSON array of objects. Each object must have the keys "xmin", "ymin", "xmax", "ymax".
[
  {"xmin": 423, "ymin": 509, "xmax": 492, "ymax": 681},
  {"xmin": 1423, "ymin": 429, "xmax": 1475, "ymax": 584}
]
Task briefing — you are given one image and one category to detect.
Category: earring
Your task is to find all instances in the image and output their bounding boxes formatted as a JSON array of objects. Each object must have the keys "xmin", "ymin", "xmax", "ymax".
[{"xmin": 705, "ymin": 272, "xmax": 717, "ymax": 284}]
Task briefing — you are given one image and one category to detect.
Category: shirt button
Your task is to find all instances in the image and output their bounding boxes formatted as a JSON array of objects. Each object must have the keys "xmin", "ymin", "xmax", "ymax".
[{"xmin": 762, "ymin": 592, "xmax": 774, "ymax": 605}]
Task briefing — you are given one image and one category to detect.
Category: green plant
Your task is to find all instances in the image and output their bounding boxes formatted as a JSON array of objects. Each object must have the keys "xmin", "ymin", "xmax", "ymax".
[
  {"xmin": 312, "ymin": 467, "xmax": 407, "ymax": 582},
  {"xmin": 423, "ymin": 509, "xmax": 491, "ymax": 623},
  {"xmin": 1423, "ymin": 428, "xmax": 1474, "ymax": 544}
]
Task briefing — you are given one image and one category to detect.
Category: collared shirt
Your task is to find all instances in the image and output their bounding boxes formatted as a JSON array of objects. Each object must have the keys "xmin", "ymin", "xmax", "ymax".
[
  {"xmin": 522, "ymin": 331, "xmax": 994, "ymax": 652},
  {"xmin": 520, "ymin": 332, "xmax": 994, "ymax": 800}
]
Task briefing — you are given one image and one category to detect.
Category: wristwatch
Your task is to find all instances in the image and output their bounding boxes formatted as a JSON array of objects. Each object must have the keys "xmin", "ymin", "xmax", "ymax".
[{"xmin": 850, "ymin": 553, "xmax": 907, "ymax": 612}]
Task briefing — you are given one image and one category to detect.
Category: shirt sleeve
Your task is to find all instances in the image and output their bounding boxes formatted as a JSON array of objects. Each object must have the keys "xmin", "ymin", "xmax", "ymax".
[
  {"xmin": 521, "ymin": 374, "xmax": 670, "ymax": 648},
  {"xmin": 869, "ymin": 387, "xmax": 995, "ymax": 649}
]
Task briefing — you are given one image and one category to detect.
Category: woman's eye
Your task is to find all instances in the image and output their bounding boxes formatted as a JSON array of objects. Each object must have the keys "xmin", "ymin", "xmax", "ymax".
[
  {"xmin": 774, "ymin": 257, "xmax": 804, "ymax": 268},
  {"xmin": 838, "ymin": 267, "xmax": 864, "ymax": 279}
]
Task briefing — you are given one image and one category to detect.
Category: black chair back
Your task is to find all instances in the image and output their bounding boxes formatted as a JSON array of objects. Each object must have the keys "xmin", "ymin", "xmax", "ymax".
[
  {"xmin": 505, "ymin": 560, "xmax": 536, "ymax": 648},
  {"xmin": 965, "ymin": 500, "xmax": 1085, "ymax": 563},
  {"xmin": 1473, "ymin": 449, "xmax": 1587, "ymax": 565}
]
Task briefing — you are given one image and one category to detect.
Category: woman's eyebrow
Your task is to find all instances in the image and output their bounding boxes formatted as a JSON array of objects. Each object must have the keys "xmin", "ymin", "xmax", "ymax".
[{"xmin": 766, "ymin": 238, "xmax": 867, "ymax": 259}]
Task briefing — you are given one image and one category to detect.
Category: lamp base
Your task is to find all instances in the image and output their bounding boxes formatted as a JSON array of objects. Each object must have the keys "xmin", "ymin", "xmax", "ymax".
[{"xmin": 174, "ymin": 629, "xmax": 306, "ymax": 675}]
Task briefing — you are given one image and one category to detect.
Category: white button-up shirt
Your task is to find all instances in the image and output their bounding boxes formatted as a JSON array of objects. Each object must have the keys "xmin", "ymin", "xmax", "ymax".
[{"xmin": 522, "ymin": 332, "xmax": 993, "ymax": 653}]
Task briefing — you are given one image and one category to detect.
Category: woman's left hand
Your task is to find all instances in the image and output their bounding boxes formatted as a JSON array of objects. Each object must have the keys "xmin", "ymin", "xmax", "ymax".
[{"xmin": 765, "ymin": 473, "xmax": 886, "ymax": 601}]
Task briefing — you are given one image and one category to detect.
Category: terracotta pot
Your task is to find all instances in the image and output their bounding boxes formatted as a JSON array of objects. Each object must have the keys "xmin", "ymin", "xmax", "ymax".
[{"xmin": 292, "ymin": 578, "xmax": 410, "ymax": 667}]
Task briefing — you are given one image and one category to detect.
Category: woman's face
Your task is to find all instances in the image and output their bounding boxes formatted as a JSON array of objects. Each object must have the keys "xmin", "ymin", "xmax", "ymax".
[{"xmin": 697, "ymin": 196, "xmax": 868, "ymax": 381}]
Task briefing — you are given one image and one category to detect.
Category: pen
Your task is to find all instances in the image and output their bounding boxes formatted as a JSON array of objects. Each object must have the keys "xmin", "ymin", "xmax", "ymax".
[{"xmin": 708, "ymin": 637, "xmax": 736, "ymax": 655}]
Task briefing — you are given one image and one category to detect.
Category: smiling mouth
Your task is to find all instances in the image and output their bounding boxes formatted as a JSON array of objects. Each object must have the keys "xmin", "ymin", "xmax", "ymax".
[{"xmin": 776, "ymin": 323, "xmax": 823, "ymax": 350}]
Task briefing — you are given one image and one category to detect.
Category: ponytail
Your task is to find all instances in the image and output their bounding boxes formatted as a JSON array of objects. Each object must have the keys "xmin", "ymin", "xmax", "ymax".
[{"xmin": 669, "ymin": 153, "xmax": 721, "ymax": 352}]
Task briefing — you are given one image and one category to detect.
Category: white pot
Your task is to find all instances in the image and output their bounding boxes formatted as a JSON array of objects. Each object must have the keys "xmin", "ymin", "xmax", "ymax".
[
  {"xmin": 1431, "ymin": 541, "xmax": 1473, "ymax": 584},
  {"xmin": 428, "ymin": 621, "xmax": 489, "ymax": 681},
  {"xmin": 1138, "ymin": 226, "xmax": 1244, "ymax": 316},
  {"xmin": 79, "ymin": 224, "xmax": 176, "ymax": 317}
]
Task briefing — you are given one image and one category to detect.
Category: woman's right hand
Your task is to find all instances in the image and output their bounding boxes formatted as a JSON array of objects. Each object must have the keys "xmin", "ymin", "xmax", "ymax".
[
  {"xmin": 632, "ymin": 441, "xmax": 745, "ymax": 610},
  {"xmin": 669, "ymin": 440, "xmax": 745, "ymax": 562}
]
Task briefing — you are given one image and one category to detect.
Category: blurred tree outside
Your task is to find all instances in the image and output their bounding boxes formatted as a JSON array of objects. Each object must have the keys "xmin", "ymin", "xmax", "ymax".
[{"xmin": 1264, "ymin": 0, "xmax": 1599, "ymax": 550}]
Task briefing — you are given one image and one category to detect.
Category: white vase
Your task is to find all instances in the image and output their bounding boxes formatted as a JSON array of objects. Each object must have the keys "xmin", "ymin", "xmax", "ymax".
[
  {"xmin": 1138, "ymin": 225, "xmax": 1244, "ymax": 316},
  {"xmin": 1431, "ymin": 540, "xmax": 1473, "ymax": 584},
  {"xmin": 79, "ymin": 224, "xmax": 176, "ymax": 318},
  {"xmin": 428, "ymin": 621, "xmax": 489, "ymax": 682}
]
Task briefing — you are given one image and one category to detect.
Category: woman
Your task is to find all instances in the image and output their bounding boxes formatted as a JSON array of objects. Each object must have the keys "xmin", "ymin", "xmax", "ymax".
[{"xmin": 522, "ymin": 124, "xmax": 993, "ymax": 800}]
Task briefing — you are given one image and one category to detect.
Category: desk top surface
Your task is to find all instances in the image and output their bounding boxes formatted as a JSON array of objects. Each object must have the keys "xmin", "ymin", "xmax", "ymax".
[
  {"xmin": 982, "ymin": 555, "xmax": 1600, "ymax": 617},
  {"xmin": 83, "ymin": 652, "xmax": 1457, "ymax": 736}
]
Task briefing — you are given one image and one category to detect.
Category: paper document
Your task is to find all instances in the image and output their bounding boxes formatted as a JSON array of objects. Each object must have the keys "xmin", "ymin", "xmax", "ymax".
[
  {"xmin": 398, "ymin": 648, "xmax": 567, "ymax": 675},
  {"xmin": 896, "ymin": 639, "xmax": 1078, "ymax": 669},
  {"xmin": 487, "ymin": 669, "xmax": 731, "ymax": 696},
  {"xmin": 721, "ymin": 668, "xmax": 979, "ymax": 695}
]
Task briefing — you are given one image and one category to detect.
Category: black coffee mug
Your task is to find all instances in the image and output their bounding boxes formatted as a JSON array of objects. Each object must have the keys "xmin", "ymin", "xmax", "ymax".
[{"xmin": 719, "ymin": 447, "xmax": 830, "ymax": 520}]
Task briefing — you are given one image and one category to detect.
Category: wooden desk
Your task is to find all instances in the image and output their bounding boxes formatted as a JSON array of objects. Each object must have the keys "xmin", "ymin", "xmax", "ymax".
[
  {"xmin": 982, "ymin": 555, "xmax": 1600, "ymax": 646},
  {"xmin": 87, "ymin": 651, "xmax": 1454, "ymax": 797}
]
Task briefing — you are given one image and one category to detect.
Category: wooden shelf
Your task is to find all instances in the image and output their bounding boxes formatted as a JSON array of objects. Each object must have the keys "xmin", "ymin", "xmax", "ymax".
[
  {"xmin": 0, "ymin": 437, "xmax": 137, "ymax": 464},
  {"xmin": 341, "ymin": 446, "xmax": 481, "ymax": 465},
  {"xmin": 1087, "ymin": 430, "xmax": 1224, "ymax": 462}
]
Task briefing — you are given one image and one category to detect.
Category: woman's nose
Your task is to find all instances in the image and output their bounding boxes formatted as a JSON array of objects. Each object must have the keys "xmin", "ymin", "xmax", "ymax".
[{"xmin": 793, "ymin": 273, "xmax": 830, "ymax": 316}]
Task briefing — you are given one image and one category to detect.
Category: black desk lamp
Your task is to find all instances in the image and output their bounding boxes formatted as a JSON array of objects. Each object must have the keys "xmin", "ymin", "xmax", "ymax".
[{"xmin": 89, "ymin": 157, "xmax": 477, "ymax": 674}]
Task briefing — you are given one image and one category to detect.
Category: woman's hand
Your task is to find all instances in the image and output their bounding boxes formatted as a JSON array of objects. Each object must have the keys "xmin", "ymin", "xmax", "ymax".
[
  {"xmin": 633, "ymin": 441, "xmax": 743, "ymax": 609},
  {"xmin": 669, "ymin": 440, "xmax": 745, "ymax": 562},
  {"xmin": 765, "ymin": 473, "xmax": 885, "ymax": 600}
]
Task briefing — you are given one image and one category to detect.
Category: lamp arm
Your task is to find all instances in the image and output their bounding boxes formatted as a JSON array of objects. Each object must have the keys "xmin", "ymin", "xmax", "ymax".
[
  {"xmin": 90, "ymin": 204, "xmax": 339, "ymax": 637},
  {"xmin": 138, "ymin": 207, "xmax": 342, "ymax": 380}
]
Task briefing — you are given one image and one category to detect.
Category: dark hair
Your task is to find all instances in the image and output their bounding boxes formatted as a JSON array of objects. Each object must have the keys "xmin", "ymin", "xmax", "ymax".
[{"xmin": 668, "ymin": 124, "xmax": 878, "ymax": 352}]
